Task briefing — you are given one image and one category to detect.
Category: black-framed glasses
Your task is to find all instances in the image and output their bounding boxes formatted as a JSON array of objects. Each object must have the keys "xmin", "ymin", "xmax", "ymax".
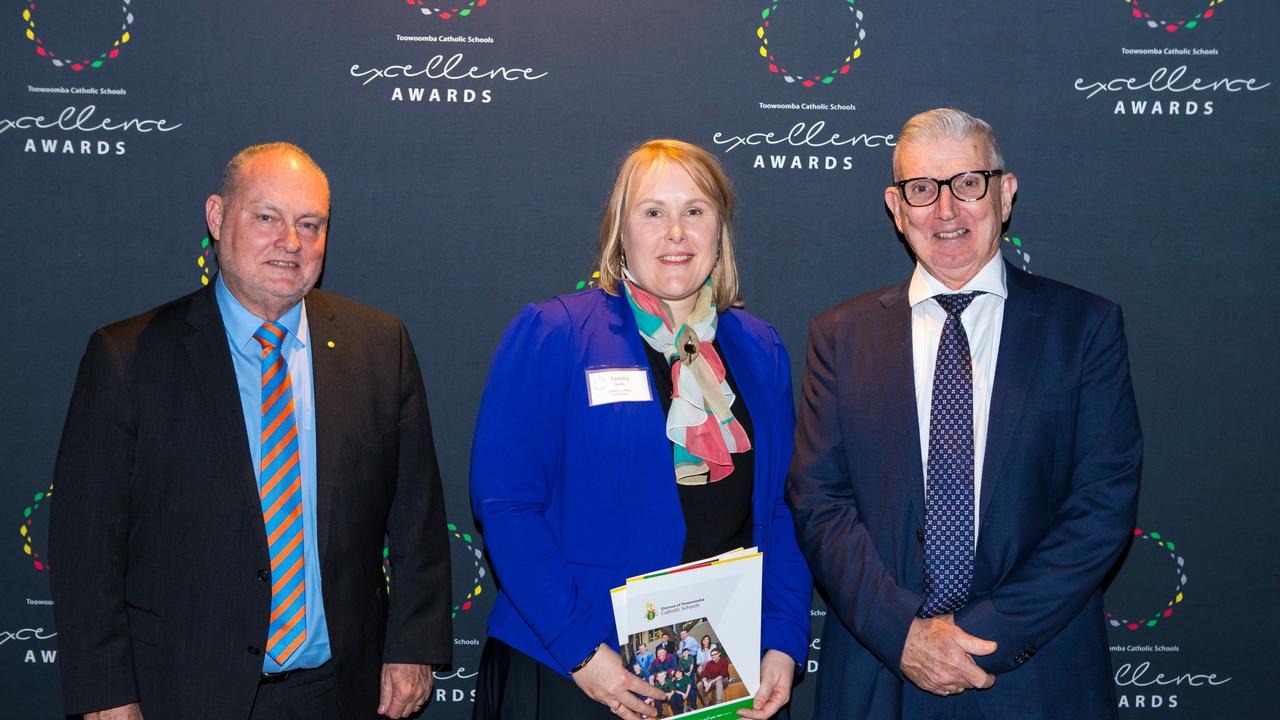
[{"xmin": 894, "ymin": 169, "xmax": 1005, "ymax": 207}]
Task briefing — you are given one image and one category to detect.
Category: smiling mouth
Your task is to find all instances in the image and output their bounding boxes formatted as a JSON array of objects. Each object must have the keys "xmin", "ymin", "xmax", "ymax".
[
  {"xmin": 933, "ymin": 229, "xmax": 969, "ymax": 240},
  {"xmin": 265, "ymin": 260, "xmax": 299, "ymax": 269},
  {"xmin": 657, "ymin": 254, "xmax": 694, "ymax": 263}
]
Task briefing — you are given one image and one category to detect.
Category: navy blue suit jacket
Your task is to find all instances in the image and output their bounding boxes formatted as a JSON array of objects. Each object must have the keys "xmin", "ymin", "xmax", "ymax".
[
  {"xmin": 471, "ymin": 289, "xmax": 812, "ymax": 675},
  {"xmin": 786, "ymin": 264, "xmax": 1142, "ymax": 719}
]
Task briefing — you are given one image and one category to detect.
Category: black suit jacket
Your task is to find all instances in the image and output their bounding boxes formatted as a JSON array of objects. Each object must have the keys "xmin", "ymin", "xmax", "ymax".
[
  {"xmin": 787, "ymin": 264, "xmax": 1142, "ymax": 719},
  {"xmin": 49, "ymin": 284, "xmax": 452, "ymax": 719}
]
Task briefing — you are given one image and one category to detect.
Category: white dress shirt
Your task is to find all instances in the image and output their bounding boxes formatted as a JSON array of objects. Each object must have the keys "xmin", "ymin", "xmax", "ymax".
[{"xmin": 909, "ymin": 254, "xmax": 1007, "ymax": 543}]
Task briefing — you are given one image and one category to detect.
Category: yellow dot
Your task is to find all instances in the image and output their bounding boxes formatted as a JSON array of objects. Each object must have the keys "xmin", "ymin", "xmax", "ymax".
[
  {"xmin": 759, "ymin": 46, "xmax": 768, "ymax": 58},
  {"xmin": 1175, "ymin": 592, "xmax": 1183, "ymax": 603},
  {"xmin": 474, "ymin": 585, "xmax": 482, "ymax": 595},
  {"xmin": 26, "ymin": 28, "xmax": 34, "ymax": 40},
  {"xmin": 756, "ymin": 26, "xmax": 764, "ymax": 39},
  {"xmin": 22, "ymin": 9, "xmax": 30, "ymax": 20},
  {"xmin": 121, "ymin": 31, "xmax": 130, "ymax": 43},
  {"xmin": 197, "ymin": 256, "xmax": 205, "ymax": 268},
  {"xmin": 19, "ymin": 526, "xmax": 28, "ymax": 538},
  {"xmin": 23, "ymin": 545, "xmax": 32, "ymax": 556},
  {"xmin": 327, "ymin": 340, "xmax": 336, "ymax": 348},
  {"xmin": 201, "ymin": 276, "xmax": 210, "ymax": 286},
  {"xmin": 853, "ymin": 48, "xmax": 862, "ymax": 59}
]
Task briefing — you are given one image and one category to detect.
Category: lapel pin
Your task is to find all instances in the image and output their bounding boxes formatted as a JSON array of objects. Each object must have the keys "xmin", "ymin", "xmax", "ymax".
[{"xmin": 326, "ymin": 340, "xmax": 336, "ymax": 348}]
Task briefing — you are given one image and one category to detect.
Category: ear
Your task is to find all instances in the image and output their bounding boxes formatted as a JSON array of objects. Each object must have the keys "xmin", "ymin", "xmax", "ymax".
[
  {"xmin": 884, "ymin": 185, "xmax": 907, "ymax": 234},
  {"xmin": 205, "ymin": 195, "xmax": 225, "ymax": 241},
  {"xmin": 998, "ymin": 172, "xmax": 1018, "ymax": 222}
]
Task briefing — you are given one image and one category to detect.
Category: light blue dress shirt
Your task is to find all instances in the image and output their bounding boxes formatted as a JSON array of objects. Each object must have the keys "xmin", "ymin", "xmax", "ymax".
[{"xmin": 216, "ymin": 275, "xmax": 332, "ymax": 672}]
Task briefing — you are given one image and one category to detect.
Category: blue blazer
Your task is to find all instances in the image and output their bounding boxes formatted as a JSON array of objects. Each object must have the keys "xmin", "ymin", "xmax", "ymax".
[
  {"xmin": 471, "ymin": 289, "xmax": 812, "ymax": 675},
  {"xmin": 787, "ymin": 264, "xmax": 1142, "ymax": 719}
]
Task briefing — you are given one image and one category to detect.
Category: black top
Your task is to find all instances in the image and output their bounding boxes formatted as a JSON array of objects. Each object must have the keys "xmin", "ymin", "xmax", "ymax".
[{"xmin": 642, "ymin": 340, "xmax": 755, "ymax": 564}]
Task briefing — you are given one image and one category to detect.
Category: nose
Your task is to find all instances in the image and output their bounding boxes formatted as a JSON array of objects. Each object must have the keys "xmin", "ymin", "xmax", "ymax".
[
  {"xmin": 933, "ymin": 184, "xmax": 959, "ymax": 221},
  {"xmin": 278, "ymin": 224, "xmax": 302, "ymax": 252},
  {"xmin": 667, "ymin": 220, "xmax": 686, "ymax": 241}
]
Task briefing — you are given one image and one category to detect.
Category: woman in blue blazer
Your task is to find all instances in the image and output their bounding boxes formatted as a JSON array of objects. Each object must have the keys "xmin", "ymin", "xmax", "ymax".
[{"xmin": 471, "ymin": 140, "xmax": 811, "ymax": 720}]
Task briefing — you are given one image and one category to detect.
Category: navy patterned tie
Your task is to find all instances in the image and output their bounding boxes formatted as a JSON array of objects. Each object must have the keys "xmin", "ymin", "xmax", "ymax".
[{"xmin": 919, "ymin": 291, "xmax": 983, "ymax": 618}]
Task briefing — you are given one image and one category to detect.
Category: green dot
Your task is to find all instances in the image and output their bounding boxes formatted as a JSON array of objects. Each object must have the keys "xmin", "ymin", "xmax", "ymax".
[
  {"xmin": 202, "ymin": 236, "xmax": 210, "ymax": 248},
  {"xmin": 822, "ymin": 76, "xmax": 834, "ymax": 84},
  {"xmin": 575, "ymin": 281, "xmax": 586, "ymax": 290},
  {"xmin": 761, "ymin": 8, "xmax": 771, "ymax": 20},
  {"xmin": 34, "ymin": 492, "xmax": 44, "ymax": 502},
  {"xmin": 462, "ymin": 533, "xmax": 473, "ymax": 542},
  {"xmin": 91, "ymin": 60, "xmax": 103, "ymax": 68},
  {"xmin": 1150, "ymin": 532, "xmax": 1161, "ymax": 539},
  {"xmin": 1186, "ymin": 20, "xmax": 1198, "ymax": 28},
  {"xmin": 460, "ymin": 9, "xmax": 470, "ymax": 16},
  {"xmin": 1145, "ymin": 619, "xmax": 1158, "ymax": 627},
  {"xmin": 1165, "ymin": 541, "xmax": 1175, "ymax": 550},
  {"xmin": 23, "ymin": 508, "xmax": 32, "ymax": 519},
  {"xmin": 1011, "ymin": 237, "xmax": 1022, "ymax": 247},
  {"xmin": 447, "ymin": 522, "xmax": 458, "ymax": 532}
]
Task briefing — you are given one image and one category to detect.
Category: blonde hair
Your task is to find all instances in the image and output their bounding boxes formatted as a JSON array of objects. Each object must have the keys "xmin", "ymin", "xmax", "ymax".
[{"xmin": 596, "ymin": 139, "xmax": 740, "ymax": 309}]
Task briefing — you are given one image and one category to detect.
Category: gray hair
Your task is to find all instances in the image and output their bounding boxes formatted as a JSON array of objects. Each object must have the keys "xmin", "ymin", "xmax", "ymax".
[
  {"xmin": 218, "ymin": 142, "xmax": 326, "ymax": 202},
  {"xmin": 892, "ymin": 108, "xmax": 1004, "ymax": 179}
]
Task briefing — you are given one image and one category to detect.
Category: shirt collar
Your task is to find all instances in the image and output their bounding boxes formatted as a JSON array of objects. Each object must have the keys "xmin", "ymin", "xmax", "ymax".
[
  {"xmin": 214, "ymin": 274, "xmax": 308, "ymax": 353},
  {"xmin": 908, "ymin": 252, "xmax": 1008, "ymax": 307}
]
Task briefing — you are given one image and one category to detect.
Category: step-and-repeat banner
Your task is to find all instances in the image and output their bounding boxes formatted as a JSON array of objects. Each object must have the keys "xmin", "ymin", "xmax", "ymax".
[{"xmin": 2, "ymin": 2, "xmax": 1276, "ymax": 717}]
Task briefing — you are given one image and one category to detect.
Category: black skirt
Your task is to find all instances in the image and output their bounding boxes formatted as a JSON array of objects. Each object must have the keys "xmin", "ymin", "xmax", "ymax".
[{"xmin": 472, "ymin": 637, "xmax": 618, "ymax": 720}]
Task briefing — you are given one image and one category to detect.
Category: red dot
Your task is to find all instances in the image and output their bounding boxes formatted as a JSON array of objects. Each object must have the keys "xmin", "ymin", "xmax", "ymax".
[
  {"xmin": 34, "ymin": 561, "xmax": 45, "ymax": 570},
  {"xmin": 462, "ymin": 601, "xmax": 472, "ymax": 610},
  {"xmin": 1205, "ymin": 9, "xmax": 1214, "ymax": 18},
  {"xmin": 1165, "ymin": 25, "xmax": 1178, "ymax": 32},
  {"xmin": 72, "ymin": 63, "xmax": 84, "ymax": 71},
  {"xmin": 36, "ymin": 46, "xmax": 46, "ymax": 56},
  {"xmin": 1127, "ymin": 623, "xmax": 1139, "ymax": 630},
  {"xmin": 477, "ymin": 0, "xmax": 487, "ymax": 6},
  {"xmin": 440, "ymin": 12, "xmax": 452, "ymax": 19},
  {"xmin": 769, "ymin": 63, "xmax": 778, "ymax": 73},
  {"xmin": 1132, "ymin": 8, "xmax": 1142, "ymax": 18},
  {"xmin": 1132, "ymin": 528, "xmax": 1142, "ymax": 536},
  {"xmin": 1163, "ymin": 608, "xmax": 1173, "ymax": 617},
  {"xmin": 839, "ymin": 65, "xmax": 850, "ymax": 74},
  {"xmin": 109, "ymin": 48, "xmax": 119, "ymax": 58},
  {"xmin": 802, "ymin": 80, "xmax": 815, "ymax": 87}
]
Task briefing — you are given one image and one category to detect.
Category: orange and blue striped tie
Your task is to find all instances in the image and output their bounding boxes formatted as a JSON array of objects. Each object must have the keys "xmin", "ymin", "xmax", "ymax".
[{"xmin": 253, "ymin": 321, "xmax": 307, "ymax": 664}]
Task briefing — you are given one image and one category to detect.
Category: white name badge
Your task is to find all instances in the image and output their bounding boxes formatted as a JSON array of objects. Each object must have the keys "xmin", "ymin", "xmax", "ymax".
[{"xmin": 586, "ymin": 367, "xmax": 653, "ymax": 406}]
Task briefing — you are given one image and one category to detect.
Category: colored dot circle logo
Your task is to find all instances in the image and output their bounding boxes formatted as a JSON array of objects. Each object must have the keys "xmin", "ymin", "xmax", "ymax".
[
  {"xmin": 404, "ymin": 0, "xmax": 488, "ymax": 20},
  {"xmin": 1124, "ymin": 0, "xmax": 1223, "ymax": 33},
  {"xmin": 758, "ymin": 0, "xmax": 866, "ymax": 88},
  {"xmin": 1106, "ymin": 528, "xmax": 1187, "ymax": 631},
  {"xmin": 197, "ymin": 235, "xmax": 213, "ymax": 287},
  {"xmin": 21, "ymin": 1, "xmax": 135, "ymax": 71},
  {"xmin": 383, "ymin": 522, "xmax": 486, "ymax": 619},
  {"xmin": 18, "ymin": 483, "xmax": 54, "ymax": 571}
]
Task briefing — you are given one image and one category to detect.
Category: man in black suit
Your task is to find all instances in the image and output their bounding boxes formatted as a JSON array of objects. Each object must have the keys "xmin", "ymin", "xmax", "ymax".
[
  {"xmin": 50, "ymin": 143, "xmax": 452, "ymax": 719},
  {"xmin": 787, "ymin": 109, "xmax": 1141, "ymax": 719}
]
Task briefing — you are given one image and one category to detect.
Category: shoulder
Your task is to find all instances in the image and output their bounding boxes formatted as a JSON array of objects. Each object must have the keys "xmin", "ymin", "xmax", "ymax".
[
  {"xmin": 719, "ymin": 307, "xmax": 782, "ymax": 347},
  {"xmin": 1009, "ymin": 266, "xmax": 1119, "ymax": 322},
  {"xmin": 809, "ymin": 279, "xmax": 906, "ymax": 335},
  {"xmin": 307, "ymin": 288, "xmax": 403, "ymax": 332},
  {"xmin": 90, "ymin": 287, "xmax": 207, "ymax": 354}
]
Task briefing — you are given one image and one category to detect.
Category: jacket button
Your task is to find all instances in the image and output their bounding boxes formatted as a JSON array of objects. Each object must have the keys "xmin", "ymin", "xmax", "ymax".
[
  {"xmin": 248, "ymin": 646, "xmax": 262, "ymax": 656},
  {"xmin": 915, "ymin": 528, "xmax": 925, "ymax": 543},
  {"xmin": 257, "ymin": 569, "xmax": 270, "ymax": 582}
]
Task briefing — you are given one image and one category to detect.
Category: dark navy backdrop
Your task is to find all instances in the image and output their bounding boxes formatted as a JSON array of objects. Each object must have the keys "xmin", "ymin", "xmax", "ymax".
[{"xmin": 2, "ymin": 1, "xmax": 1276, "ymax": 716}]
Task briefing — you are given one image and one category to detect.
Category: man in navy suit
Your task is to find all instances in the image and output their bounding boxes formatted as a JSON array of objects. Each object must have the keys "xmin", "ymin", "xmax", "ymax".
[{"xmin": 786, "ymin": 108, "xmax": 1141, "ymax": 719}]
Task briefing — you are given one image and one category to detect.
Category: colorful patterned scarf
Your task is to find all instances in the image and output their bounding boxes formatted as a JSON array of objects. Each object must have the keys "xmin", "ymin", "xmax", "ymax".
[{"xmin": 622, "ymin": 271, "xmax": 752, "ymax": 485}]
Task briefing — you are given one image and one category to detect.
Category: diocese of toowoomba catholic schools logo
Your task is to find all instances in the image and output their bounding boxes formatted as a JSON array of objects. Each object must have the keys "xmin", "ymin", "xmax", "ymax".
[
  {"xmin": 756, "ymin": 0, "xmax": 866, "ymax": 88},
  {"xmin": 20, "ymin": 1, "xmax": 136, "ymax": 71},
  {"xmin": 402, "ymin": 0, "xmax": 488, "ymax": 20},
  {"xmin": 644, "ymin": 602, "xmax": 657, "ymax": 622},
  {"xmin": 1122, "ymin": 0, "xmax": 1223, "ymax": 33}
]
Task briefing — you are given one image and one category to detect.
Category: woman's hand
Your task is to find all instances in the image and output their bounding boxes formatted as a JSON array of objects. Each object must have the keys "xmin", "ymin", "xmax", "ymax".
[
  {"xmin": 571, "ymin": 644, "xmax": 668, "ymax": 719},
  {"xmin": 737, "ymin": 649, "xmax": 797, "ymax": 719}
]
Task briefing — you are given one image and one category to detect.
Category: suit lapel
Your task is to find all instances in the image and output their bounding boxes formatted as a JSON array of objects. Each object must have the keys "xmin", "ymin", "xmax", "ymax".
[
  {"xmin": 305, "ymin": 291, "xmax": 341, "ymax": 564},
  {"xmin": 183, "ymin": 285, "xmax": 266, "ymax": 550},
  {"xmin": 877, "ymin": 284, "xmax": 927, "ymax": 532},
  {"xmin": 979, "ymin": 265, "xmax": 1047, "ymax": 520}
]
